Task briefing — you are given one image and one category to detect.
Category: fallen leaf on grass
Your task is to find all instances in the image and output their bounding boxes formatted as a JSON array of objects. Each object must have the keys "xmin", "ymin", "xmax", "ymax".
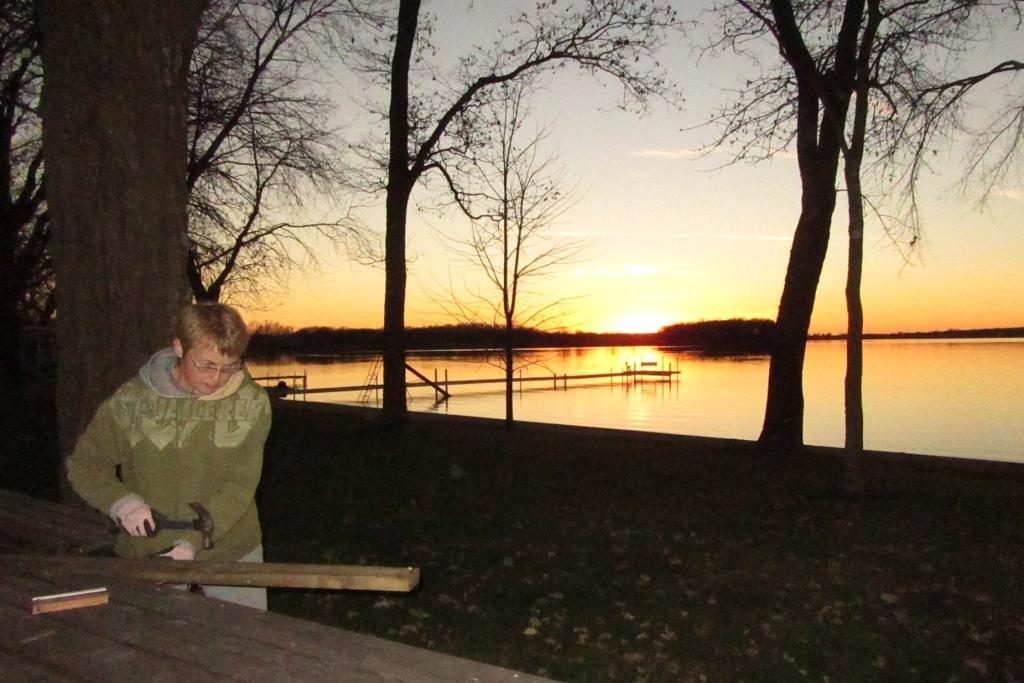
[
  {"xmin": 964, "ymin": 657, "xmax": 988, "ymax": 675},
  {"xmin": 880, "ymin": 592, "xmax": 899, "ymax": 605}
]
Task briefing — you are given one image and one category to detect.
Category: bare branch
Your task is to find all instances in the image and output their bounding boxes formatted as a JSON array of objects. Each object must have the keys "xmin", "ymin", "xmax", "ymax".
[
  {"xmin": 186, "ymin": 0, "xmax": 377, "ymax": 303},
  {"xmin": 429, "ymin": 82, "xmax": 588, "ymax": 334}
]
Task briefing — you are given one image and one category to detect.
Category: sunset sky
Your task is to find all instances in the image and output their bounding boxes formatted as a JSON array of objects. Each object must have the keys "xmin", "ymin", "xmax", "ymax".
[{"xmin": 240, "ymin": 2, "xmax": 1023, "ymax": 336}]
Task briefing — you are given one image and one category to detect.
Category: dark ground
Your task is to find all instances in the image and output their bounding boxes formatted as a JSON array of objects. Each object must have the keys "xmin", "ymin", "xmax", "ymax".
[
  {"xmin": 5, "ymin": 386, "xmax": 1023, "ymax": 681},
  {"xmin": 259, "ymin": 401, "xmax": 1024, "ymax": 682}
]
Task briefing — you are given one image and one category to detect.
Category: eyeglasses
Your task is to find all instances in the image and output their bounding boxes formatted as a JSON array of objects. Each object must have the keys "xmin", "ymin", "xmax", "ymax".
[{"xmin": 186, "ymin": 352, "xmax": 242, "ymax": 376}]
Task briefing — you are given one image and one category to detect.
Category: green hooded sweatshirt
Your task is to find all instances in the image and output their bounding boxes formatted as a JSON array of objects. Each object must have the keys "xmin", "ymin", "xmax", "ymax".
[{"xmin": 66, "ymin": 348, "xmax": 272, "ymax": 561}]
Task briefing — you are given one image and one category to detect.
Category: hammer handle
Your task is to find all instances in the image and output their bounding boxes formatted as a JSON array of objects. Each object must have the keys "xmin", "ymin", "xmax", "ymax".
[{"xmin": 149, "ymin": 512, "xmax": 194, "ymax": 531}]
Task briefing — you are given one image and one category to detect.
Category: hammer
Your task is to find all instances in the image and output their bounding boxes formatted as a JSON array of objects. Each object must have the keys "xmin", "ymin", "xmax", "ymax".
[{"xmin": 144, "ymin": 502, "xmax": 215, "ymax": 550}]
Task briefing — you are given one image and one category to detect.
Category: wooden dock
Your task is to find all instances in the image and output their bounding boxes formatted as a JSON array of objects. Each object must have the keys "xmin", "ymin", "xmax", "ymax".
[
  {"xmin": 268, "ymin": 365, "xmax": 680, "ymax": 400},
  {"xmin": 0, "ymin": 487, "xmax": 554, "ymax": 682}
]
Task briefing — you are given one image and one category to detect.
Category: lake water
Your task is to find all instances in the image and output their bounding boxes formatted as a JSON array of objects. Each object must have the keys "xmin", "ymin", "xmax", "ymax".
[{"xmin": 248, "ymin": 339, "xmax": 1024, "ymax": 463}]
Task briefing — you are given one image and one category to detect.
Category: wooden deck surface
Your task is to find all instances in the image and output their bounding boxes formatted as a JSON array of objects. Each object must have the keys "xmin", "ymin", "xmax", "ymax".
[{"xmin": 0, "ymin": 487, "xmax": 554, "ymax": 682}]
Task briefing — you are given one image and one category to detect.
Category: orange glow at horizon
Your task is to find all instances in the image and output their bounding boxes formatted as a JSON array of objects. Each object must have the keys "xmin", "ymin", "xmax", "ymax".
[
  {"xmin": 246, "ymin": 264, "xmax": 1024, "ymax": 336},
  {"xmin": 244, "ymin": 199, "xmax": 1024, "ymax": 337},
  {"xmin": 594, "ymin": 311, "xmax": 677, "ymax": 334}
]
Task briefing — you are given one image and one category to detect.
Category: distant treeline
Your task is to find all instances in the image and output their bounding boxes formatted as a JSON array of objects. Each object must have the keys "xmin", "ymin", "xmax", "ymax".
[
  {"xmin": 248, "ymin": 318, "xmax": 778, "ymax": 357},
  {"xmin": 810, "ymin": 327, "xmax": 1024, "ymax": 341}
]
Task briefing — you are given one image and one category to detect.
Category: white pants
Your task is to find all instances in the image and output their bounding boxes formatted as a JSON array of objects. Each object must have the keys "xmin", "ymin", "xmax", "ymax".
[{"xmin": 201, "ymin": 545, "xmax": 268, "ymax": 611}]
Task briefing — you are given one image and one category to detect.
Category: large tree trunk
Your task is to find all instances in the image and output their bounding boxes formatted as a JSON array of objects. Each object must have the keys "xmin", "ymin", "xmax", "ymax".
[
  {"xmin": 759, "ymin": 182, "xmax": 836, "ymax": 450},
  {"xmin": 383, "ymin": 184, "xmax": 411, "ymax": 425},
  {"xmin": 382, "ymin": 0, "xmax": 421, "ymax": 426},
  {"xmin": 758, "ymin": 0, "xmax": 863, "ymax": 452},
  {"xmin": 38, "ymin": 0, "xmax": 203, "ymax": 499}
]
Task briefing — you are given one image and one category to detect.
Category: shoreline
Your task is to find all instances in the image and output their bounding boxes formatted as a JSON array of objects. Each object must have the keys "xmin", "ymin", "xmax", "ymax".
[{"xmin": 272, "ymin": 399, "xmax": 1024, "ymax": 481}]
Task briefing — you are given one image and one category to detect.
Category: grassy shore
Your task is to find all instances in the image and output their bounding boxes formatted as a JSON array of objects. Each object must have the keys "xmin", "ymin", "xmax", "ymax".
[
  {"xmin": 261, "ymin": 402, "xmax": 1024, "ymax": 682},
  {"xmin": 4, "ymin": 383, "xmax": 1020, "ymax": 681}
]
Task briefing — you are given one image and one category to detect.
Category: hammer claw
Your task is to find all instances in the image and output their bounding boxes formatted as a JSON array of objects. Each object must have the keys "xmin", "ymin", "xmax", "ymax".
[{"xmin": 188, "ymin": 502, "xmax": 215, "ymax": 550}]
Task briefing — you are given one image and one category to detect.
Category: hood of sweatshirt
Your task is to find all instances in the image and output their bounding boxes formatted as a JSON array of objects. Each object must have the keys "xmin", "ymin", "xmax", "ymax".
[{"xmin": 139, "ymin": 347, "xmax": 245, "ymax": 400}]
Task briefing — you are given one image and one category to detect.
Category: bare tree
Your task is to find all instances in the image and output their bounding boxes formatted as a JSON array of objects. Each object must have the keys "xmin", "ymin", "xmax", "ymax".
[
  {"xmin": 916, "ymin": 59, "xmax": 1024, "ymax": 206},
  {"xmin": 353, "ymin": 0, "xmax": 679, "ymax": 425},
  {"xmin": 841, "ymin": 0, "xmax": 883, "ymax": 493},
  {"xmin": 706, "ymin": 0, "xmax": 865, "ymax": 451},
  {"xmin": 38, "ymin": 0, "xmax": 202, "ymax": 497},
  {"xmin": 704, "ymin": 0, "xmax": 1014, "ymax": 452},
  {"xmin": 432, "ymin": 82, "xmax": 585, "ymax": 427},
  {"xmin": 186, "ymin": 0, "xmax": 380, "ymax": 304},
  {"xmin": 0, "ymin": 0, "xmax": 49, "ymax": 383}
]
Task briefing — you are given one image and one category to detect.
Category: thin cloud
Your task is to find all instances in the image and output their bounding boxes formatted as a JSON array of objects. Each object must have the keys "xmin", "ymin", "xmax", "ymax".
[
  {"xmin": 631, "ymin": 148, "xmax": 702, "ymax": 160},
  {"xmin": 666, "ymin": 231, "xmax": 793, "ymax": 242},
  {"xmin": 572, "ymin": 263, "xmax": 659, "ymax": 278},
  {"xmin": 992, "ymin": 187, "xmax": 1023, "ymax": 200}
]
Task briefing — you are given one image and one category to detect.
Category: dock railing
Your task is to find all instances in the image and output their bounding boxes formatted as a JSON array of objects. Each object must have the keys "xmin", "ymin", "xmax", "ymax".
[
  {"xmin": 251, "ymin": 371, "xmax": 308, "ymax": 400},
  {"xmin": 260, "ymin": 361, "xmax": 679, "ymax": 402}
]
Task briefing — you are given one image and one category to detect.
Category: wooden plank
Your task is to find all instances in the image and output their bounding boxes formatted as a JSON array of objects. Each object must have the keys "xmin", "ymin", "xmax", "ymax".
[
  {"xmin": 1, "ymin": 579, "xmax": 333, "ymax": 682},
  {"xmin": 30, "ymin": 587, "xmax": 109, "ymax": 614},
  {"xmin": 0, "ymin": 489, "xmax": 109, "ymax": 554},
  {"xmin": 0, "ymin": 555, "xmax": 420, "ymax": 591},
  {"xmin": 0, "ymin": 596, "xmax": 236, "ymax": 682},
  {"xmin": 1, "ymin": 576, "xmax": 555, "ymax": 682},
  {"xmin": 0, "ymin": 506, "xmax": 109, "ymax": 545},
  {"xmin": 0, "ymin": 489, "xmax": 108, "ymax": 532},
  {"xmin": 0, "ymin": 650, "xmax": 80, "ymax": 682}
]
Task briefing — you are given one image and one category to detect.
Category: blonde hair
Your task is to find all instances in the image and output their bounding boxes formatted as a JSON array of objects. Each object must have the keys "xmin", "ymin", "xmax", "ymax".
[{"xmin": 175, "ymin": 302, "xmax": 250, "ymax": 357}]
